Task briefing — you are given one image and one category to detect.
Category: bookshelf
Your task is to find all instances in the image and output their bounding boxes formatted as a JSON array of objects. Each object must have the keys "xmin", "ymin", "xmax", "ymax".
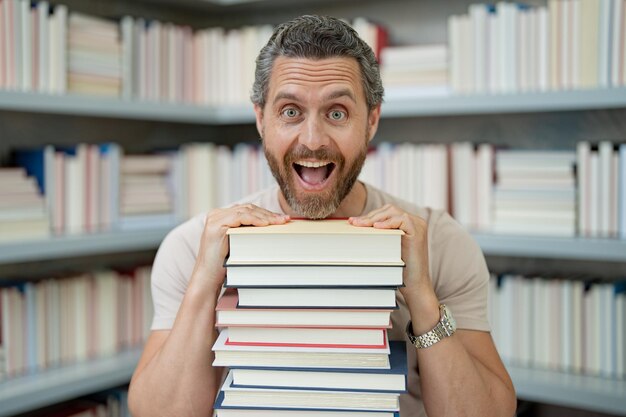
[
  {"xmin": 508, "ymin": 364, "xmax": 626, "ymax": 416},
  {"xmin": 0, "ymin": 227, "xmax": 173, "ymax": 265},
  {"xmin": 0, "ymin": 348, "xmax": 625, "ymax": 417},
  {"xmin": 0, "ymin": 348, "xmax": 141, "ymax": 417},
  {"xmin": 1, "ymin": 88, "xmax": 626, "ymax": 124},
  {"xmin": 1, "ymin": 0, "xmax": 626, "ymax": 415}
]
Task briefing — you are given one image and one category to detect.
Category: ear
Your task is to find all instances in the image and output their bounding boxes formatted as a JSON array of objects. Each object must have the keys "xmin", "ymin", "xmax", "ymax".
[
  {"xmin": 254, "ymin": 104, "xmax": 265, "ymax": 138},
  {"xmin": 367, "ymin": 104, "xmax": 381, "ymax": 142}
]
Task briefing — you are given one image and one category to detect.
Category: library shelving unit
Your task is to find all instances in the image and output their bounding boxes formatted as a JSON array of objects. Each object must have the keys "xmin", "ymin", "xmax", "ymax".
[
  {"xmin": 2, "ymin": 87, "xmax": 626, "ymax": 124},
  {"xmin": 0, "ymin": 348, "xmax": 142, "ymax": 417}
]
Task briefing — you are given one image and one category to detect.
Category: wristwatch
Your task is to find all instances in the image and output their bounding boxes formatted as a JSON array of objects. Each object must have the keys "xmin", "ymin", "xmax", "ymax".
[{"xmin": 406, "ymin": 304, "xmax": 457, "ymax": 349}]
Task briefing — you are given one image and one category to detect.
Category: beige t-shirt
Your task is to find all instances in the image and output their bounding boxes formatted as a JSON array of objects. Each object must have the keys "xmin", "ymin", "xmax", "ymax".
[{"xmin": 150, "ymin": 182, "xmax": 491, "ymax": 417}]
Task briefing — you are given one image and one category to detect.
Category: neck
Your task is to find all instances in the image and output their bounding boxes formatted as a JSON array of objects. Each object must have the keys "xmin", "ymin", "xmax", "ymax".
[{"xmin": 278, "ymin": 181, "xmax": 367, "ymax": 219}]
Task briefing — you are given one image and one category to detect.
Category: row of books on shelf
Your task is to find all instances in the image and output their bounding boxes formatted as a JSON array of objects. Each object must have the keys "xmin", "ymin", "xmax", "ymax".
[
  {"xmin": 3, "ymin": 0, "xmax": 626, "ymax": 106},
  {"xmin": 15, "ymin": 388, "xmax": 131, "ymax": 417},
  {"xmin": 3, "ymin": 140, "xmax": 626, "ymax": 242},
  {"xmin": 214, "ymin": 220, "xmax": 405, "ymax": 415},
  {"xmin": 0, "ymin": 0, "xmax": 387, "ymax": 105},
  {"xmin": 449, "ymin": 0, "xmax": 626, "ymax": 95},
  {"xmin": 0, "ymin": 266, "xmax": 152, "ymax": 381},
  {"xmin": 489, "ymin": 274, "xmax": 626, "ymax": 380}
]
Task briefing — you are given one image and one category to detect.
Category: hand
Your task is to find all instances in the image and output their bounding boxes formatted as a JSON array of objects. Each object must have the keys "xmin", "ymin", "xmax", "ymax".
[
  {"xmin": 193, "ymin": 204, "xmax": 289, "ymax": 292},
  {"xmin": 349, "ymin": 204, "xmax": 440, "ymax": 333}
]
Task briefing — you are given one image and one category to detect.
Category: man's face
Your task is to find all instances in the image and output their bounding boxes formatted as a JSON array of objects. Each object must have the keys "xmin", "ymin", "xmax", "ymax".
[{"xmin": 256, "ymin": 56, "xmax": 380, "ymax": 219}]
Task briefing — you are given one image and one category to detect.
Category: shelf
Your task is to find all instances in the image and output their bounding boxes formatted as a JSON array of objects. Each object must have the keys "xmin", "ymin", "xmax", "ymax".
[
  {"xmin": 0, "ymin": 227, "xmax": 173, "ymax": 265},
  {"xmin": 381, "ymin": 87, "xmax": 626, "ymax": 117},
  {"xmin": 0, "ymin": 348, "xmax": 141, "ymax": 417},
  {"xmin": 0, "ymin": 91, "xmax": 255, "ymax": 125},
  {"xmin": 509, "ymin": 364, "xmax": 626, "ymax": 416},
  {"xmin": 472, "ymin": 233, "xmax": 626, "ymax": 262},
  {"xmin": 1, "ymin": 88, "xmax": 625, "ymax": 125},
  {"xmin": 1, "ymin": 228, "xmax": 625, "ymax": 265}
]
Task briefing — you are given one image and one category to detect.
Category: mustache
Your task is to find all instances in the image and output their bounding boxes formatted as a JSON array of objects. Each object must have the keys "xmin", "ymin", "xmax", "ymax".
[{"xmin": 285, "ymin": 145, "xmax": 343, "ymax": 164}]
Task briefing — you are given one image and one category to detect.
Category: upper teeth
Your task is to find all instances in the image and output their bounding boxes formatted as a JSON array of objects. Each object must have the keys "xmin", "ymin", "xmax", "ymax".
[{"xmin": 297, "ymin": 161, "xmax": 330, "ymax": 168}]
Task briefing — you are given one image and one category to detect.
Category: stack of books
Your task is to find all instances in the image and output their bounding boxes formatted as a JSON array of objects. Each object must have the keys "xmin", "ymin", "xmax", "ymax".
[
  {"xmin": 67, "ymin": 12, "xmax": 121, "ymax": 97},
  {"xmin": 119, "ymin": 153, "xmax": 176, "ymax": 230},
  {"xmin": 0, "ymin": 167, "xmax": 49, "ymax": 241},
  {"xmin": 212, "ymin": 220, "xmax": 407, "ymax": 416},
  {"xmin": 492, "ymin": 150, "xmax": 577, "ymax": 237}
]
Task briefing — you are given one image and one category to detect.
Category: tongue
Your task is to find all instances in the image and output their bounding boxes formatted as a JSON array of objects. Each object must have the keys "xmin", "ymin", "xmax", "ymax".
[{"xmin": 300, "ymin": 166, "xmax": 328, "ymax": 185}]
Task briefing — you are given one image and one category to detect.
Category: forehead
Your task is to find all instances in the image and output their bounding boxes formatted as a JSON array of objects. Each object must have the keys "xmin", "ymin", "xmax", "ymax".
[{"xmin": 268, "ymin": 56, "xmax": 365, "ymax": 102}]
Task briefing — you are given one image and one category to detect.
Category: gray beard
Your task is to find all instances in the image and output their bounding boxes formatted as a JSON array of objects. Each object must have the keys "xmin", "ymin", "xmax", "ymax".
[{"xmin": 263, "ymin": 142, "xmax": 367, "ymax": 219}]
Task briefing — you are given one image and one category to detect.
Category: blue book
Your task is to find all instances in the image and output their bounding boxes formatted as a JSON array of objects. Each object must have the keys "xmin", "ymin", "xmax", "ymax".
[
  {"xmin": 617, "ymin": 143, "xmax": 626, "ymax": 239},
  {"xmin": 228, "ymin": 341, "xmax": 407, "ymax": 393}
]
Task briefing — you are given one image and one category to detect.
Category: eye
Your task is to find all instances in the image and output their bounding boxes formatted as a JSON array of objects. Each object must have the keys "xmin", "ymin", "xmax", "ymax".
[
  {"xmin": 328, "ymin": 110, "xmax": 346, "ymax": 121},
  {"xmin": 281, "ymin": 107, "xmax": 300, "ymax": 118}
]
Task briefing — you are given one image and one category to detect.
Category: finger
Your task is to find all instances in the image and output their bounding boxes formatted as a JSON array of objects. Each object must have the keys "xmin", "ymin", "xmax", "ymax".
[
  {"xmin": 224, "ymin": 210, "xmax": 281, "ymax": 228},
  {"xmin": 349, "ymin": 204, "xmax": 399, "ymax": 225},
  {"xmin": 233, "ymin": 204, "xmax": 289, "ymax": 223}
]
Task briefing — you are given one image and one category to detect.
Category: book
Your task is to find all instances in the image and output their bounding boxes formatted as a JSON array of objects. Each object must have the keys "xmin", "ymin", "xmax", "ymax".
[
  {"xmin": 226, "ymin": 327, "xmax": 388, "ymax": 349},
  {"xmin": 229, "ymin": 341, "xmax": 407, "ymax": 392},
  {"xmin": 216, "ymin": 371, "xmax": 400, "ymax": 411},
  {"xmin": 226, "ymin": 220, "xmax": 404, "ymax": 265},
  {"xmin": 236, "ymin": 288, "xmax": 398, "ymax": 309},
  {"xmin": 225, "ymin": 264, "xmax": 403, "ymax": 287},
  {"xmin": 215, "ymin": 410, "xmax": 399, "ymax": 417},
  {"xmin": 212, "ymin": 329, "xmax": 391, "ymax": 369},
  {"xmin": 216, "ymin": 290, "xmax": 393, "ymax": 328}
]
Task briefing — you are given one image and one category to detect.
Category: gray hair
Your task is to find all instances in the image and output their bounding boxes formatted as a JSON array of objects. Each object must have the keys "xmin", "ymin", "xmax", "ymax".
[{"xmin": 251, "ymin": 15, "xmax": 384, "ymax": 111}]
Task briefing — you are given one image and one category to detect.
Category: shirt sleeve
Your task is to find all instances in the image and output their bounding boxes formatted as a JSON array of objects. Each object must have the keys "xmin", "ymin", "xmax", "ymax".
[
  {"xmin": 429, "ymin": 211, "xmax": 491, "ymax": 332},
  {"xmin": 150, "ymin": 219, "xmax": 200, "ymax": 330}
]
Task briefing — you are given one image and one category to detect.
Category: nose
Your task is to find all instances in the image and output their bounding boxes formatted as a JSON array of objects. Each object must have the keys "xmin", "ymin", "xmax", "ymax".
[{"xmin": 299, "ymin": 113, "xmax": 330, "ymax": 151}]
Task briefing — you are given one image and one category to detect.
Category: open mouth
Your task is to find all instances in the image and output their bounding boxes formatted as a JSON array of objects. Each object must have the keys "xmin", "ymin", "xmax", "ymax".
[{"xmin": 293, "ymin": 160, "xmax": 337, "ymax": 188}]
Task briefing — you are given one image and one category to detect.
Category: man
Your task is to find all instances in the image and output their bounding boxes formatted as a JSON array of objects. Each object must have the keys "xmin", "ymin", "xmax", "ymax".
[{"xmin": 128, "ymin": 15, "xmax": 516, "ymax": 417}]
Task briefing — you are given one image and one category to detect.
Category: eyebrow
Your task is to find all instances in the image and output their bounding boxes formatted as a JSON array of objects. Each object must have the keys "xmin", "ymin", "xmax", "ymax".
[{"xmin": 272, "ymin": 89, "xmax": 357, "ymax": 105}]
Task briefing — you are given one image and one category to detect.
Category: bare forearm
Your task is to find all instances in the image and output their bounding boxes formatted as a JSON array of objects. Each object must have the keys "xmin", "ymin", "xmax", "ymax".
[
  {"xmin": 417, "ymin": 335, "xmax": 516, "ymax": 417},
  {"xmin": 130, "ymin": 272, "xmax": 222, "ymax": 416}
]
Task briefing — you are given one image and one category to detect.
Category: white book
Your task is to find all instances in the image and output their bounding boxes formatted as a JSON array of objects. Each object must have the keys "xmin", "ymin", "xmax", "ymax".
[
  {"xmin": 216, "ymin": 411, "xmax": 397, "ymax": 417},
  {"xmin": 560, "ymin": 280, "xmax": 573, "ymax": 371},
  {"xmin": 213, "ymin": 329, "xmax": 391, "ymax": 369},
  {"xmin": 519, "ymin": 277, "xmax": 532, "ymax": 366},
  {"xmin": 448, "ymin": 15, "xmax": 463, "ymax": 93},
  {"xmin": 600, "ymin": 284, "xmax": 615, "ymax": 377},
  {"xmin": 35, "ymin": 281, "xmax": 46, "ymax": 370},
  {"xmin": 237, "ymin": 288, "xmax": 397, "ymax": 309},
  {"xmin": 549, "ymin": 0, "xmax": 560, "ymax": 90},
  {"xmin": 451, "ymin": 142, "xmax": 474, "ymax": 228},
  {"xmin": 571, "ymin": 0, "xmax": 581, "ymax": 88},
  {"xmin": 547, "ymin": 279, "xmax": 561, "ymax": 370},
  {"xmin": 20, "ymin": 0, "xmax": 31, "ymax": 91},
  {"xmin": 538, "ymin": 6, "xmax": 549, "ymax": 91},
  {"xmin": 579, "ymin": 0, "xmax": 601, "ymax": 88},
  {"xmin": 616, "ymin": 290, "xmax": 626, "ymax": 378},
  {"xmin": 519, "ymin": 8, "xmax": 530, "ymax": 92},
  {"xmin": 610, "ymin": 152, "xmax": 619, "ymax": 236},
  {"xmin": 620, "ymin": 144, "xmax": 626, "ymax": 239},
  {"xmin": 488, "ymin": 12, "xmax": 498, "ymax": 93},
  {"xmin": 561, "ymin": 0, "xmax": 571, "ymax": 89},
  {"xmin": 599, "ymin": 141, "xmax": 613, "ymax": 236},
  {"xmin": 589, "ymin": 152, "xmax": 600, "ymax": 236},
  {"xmin": 120, "ymin": 15, "xmax": 133, "ymax": 100},
  {"xmin": 571, "ymin": 280, "xmax": 584, "ymax": 373},
  {"xmin": 598, "ymin": 0, "xmax": 613, "ymax": 87},
  {"xmin": 37, "ymin": 1, "xmax": 49, "ymax": 93},
  {"xmin": 469, "ymin": 4, "xmax": 487, "ymax": 93},
  {"xmin": 56, "ymin": 4, "xmax": 67, "ymax": 94},
  {"xmin": 611, "ymin": 0, "xmax": 623, "ymax": 86},
  {"xmin": 73, "ymin": 276, "xmax": 88, "ymax": 362},
  {"xmin": 227, "ymin": 327, "xmax": 387, "ymax": 348},
  {"xmin": 0, "ymin": 2, "xmax": 5, "ymax": 89},
  {"xmin": 576, "ymin": 142, "xmax": 590, "ymax": 236},
  {"xmin": 218, "ymin": 371, "xmax": 399, "ymax": 412}
]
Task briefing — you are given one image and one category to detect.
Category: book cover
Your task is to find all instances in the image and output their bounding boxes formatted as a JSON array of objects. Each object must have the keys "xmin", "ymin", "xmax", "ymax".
[
  {"xmin": 227, "ymin": 220, "xmax": 403, "ymax": 265},
  {"xmin": 229, "ymin": 340, "xmax": 407, "ymax": 393}
]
